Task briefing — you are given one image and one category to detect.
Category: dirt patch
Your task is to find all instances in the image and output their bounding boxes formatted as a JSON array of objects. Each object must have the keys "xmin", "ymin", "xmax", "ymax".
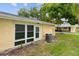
[{"xmin": 0, "ymin": 38, "xmax": 57, "ymax": 56}]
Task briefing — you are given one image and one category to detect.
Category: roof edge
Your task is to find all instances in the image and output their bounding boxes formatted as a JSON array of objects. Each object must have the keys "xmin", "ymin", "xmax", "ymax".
[{"xmin": 0, "ymin": 11, "xmax": 54, "ymax": 26}]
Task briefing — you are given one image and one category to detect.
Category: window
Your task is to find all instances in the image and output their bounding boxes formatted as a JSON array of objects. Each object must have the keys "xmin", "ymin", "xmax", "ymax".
[
  {"xmin": 15, "ymin": 32, "xmax": 25, "ymax": 39},
  {"xmin": 15, "ymin": 40, "xmax": 25, "ymax": 46},
  {"xmin": 14, "ymin": 24, "xmax": 39, "ymax": 46},
  {"xmin": 27, "ymin": 38, "xmax": 34, "ymax": 42},
  {"xmin": 35, "ymin": 27, "xmax": 39, "ymax": 38},
  {"xmin": 15, "ymin": 24, "xmax": 25, "ymax": 40},
  {"xmin": 27, "ymin": 25, "xmax": 34, "ymax": 38},
  {"xmin": 15, "ymin": 24, "xmax": 25, "ymax": 46},
  {"xmin": 16, "ymin": 24, "xmax": 25, "ymax": 31},
  {"xmin": 27, "ymin": 25, "xmax": 34, "ymax": 42}
]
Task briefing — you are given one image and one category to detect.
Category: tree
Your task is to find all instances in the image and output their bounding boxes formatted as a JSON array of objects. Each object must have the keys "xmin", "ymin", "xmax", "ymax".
[
  {"xmin": 18, "ymin": 8, "xmax": 30, "ymax": 18},
  {"xmin": 18, "ymin": 7, "xmax": 40, "ymax": 20},
  {"xmin": 40, "ymin": 3, "xmax": 63, "ymax": 23},
  {"xmin": 30, "ymin": 7, "xmax": 40, "ymax": 19},
  {"xmin": 68, "ymin": 15, "xmax": 78, "ymax": 25},
  {"xmin": 40, "ymin": 3, "xmax": 79, "ymax": 25}
]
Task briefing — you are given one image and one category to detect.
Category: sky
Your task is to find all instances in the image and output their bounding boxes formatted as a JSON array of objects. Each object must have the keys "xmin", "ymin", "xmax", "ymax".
[{"xmin": 0, "ymin": 3, "xmax": 42, "ymax": 15}]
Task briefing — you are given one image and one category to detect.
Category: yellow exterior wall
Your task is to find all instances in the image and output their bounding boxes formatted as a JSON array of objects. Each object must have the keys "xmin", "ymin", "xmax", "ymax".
[
  {"xmin": 40, "ymin": 24, "xmax": 55, "ymax": 39},
  {"xmin": 0, "ymin": 19, "xmax": 55, "ymax": 51},
  {"xmin": 0, "ymin": 19, "xmax": 14, "ymax": 51}
]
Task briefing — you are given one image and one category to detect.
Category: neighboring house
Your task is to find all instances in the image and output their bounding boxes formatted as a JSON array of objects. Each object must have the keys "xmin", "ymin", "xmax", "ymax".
[
  {"xmin": 55, "ymin": 19, "xmax": 79, "ymax": 32},
  {"xmin": 0, "ymin": 12, "xmax": 55, "ymax": 51}
]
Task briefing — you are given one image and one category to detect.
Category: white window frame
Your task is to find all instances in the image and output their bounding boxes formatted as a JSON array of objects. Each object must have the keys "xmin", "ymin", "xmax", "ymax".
[
  {"xmin": 14, "ymin": 24, "xmax": 40, "ymax": 47},
  {"xmin": 14, "ymin": 24, "xmax": 26, "ymax": 47},
  {"xmin": 34, "ymin": 26, "xmax": 40, "ymax": 41},
  {"xmin": 26, "ymin": 24, "xmax": 34, "ymax": 44}
]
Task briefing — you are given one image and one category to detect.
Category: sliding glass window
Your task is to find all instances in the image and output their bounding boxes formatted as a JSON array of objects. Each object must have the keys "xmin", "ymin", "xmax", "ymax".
[
  {"xmin": 35, "ymin": 27, "xmax": 39, "ymax": 38},
  {"xmin": 15, "ymin": 24, "xmax": 25, "ymax": 46},
  {"xmin": 15, "ymin": 24, "xmax": 39, "ymax": 46},
  {"xmin": 27, "ymin": 25, "xmax": 34, "ymax": 42}
]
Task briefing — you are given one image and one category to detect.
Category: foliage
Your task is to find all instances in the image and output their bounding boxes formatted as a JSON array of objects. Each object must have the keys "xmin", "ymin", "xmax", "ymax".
[
  {"xmin": 18, "ymin": 8, "xmax": 30, "ymax": 17},
  {"xmin": 40, "ymin": 3, "xmax": 79, "ymax": 24},
  {"xmin": 18, "ymin": 7, "xmax": 40, "ymax": 19},
  {"xmin": 18, "ymin": 4, "xmax": 79, "ymax": 25},
  {"xmin": 30, "ymin": 7, "xmax": 40, "ymax": 19},
  {"xmin": 68, "ymin": 15, "xmax": 78, "ymax": 25}
]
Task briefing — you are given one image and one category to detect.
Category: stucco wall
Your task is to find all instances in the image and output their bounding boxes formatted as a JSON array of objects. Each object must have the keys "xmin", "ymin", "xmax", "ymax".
[
  {"xmin": 0, "ymin": 19, "xmax": 14, "ymax": 51},
  {"xmin": 40, "ymin": 24, "xmax": 55, "ymax": 39},
  {"xmin": 0, "ymin": 19, "xmax": 55, "ymax": 51}
]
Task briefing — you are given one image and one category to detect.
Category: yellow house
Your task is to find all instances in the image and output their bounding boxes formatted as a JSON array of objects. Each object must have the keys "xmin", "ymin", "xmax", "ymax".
[{"xmin": 0, "ymin": 12, "xmax": 55, "ymax": 51}]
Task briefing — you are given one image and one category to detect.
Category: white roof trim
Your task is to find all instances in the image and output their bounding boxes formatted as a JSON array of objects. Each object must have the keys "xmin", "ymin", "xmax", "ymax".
[{"xmin": 56, "ymin": 24, "xmax": 79, "ymax": 27}]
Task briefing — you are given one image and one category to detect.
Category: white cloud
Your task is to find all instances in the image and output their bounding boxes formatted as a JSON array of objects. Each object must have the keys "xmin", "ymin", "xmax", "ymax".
[
  {"xmin": 23, "ymin": 3, "xmax": 28, "ymax": 7},
  {"xmin": 11, "ymin": 3, "xmax": 17, "ymax": 7}
]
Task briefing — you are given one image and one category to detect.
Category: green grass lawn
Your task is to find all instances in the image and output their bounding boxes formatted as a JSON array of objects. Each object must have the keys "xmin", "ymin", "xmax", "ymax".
[
  {"xmin": 50, "ymin": 33, "xmax": 79, "ymax": 56},
  {"xmin": 6, "ymin": 33, "xmax": 79, "ymax": 56}
]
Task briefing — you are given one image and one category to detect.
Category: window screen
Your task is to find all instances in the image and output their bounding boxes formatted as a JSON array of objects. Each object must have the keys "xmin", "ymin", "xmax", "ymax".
[
  {"xmin": 15, "ymin": 24, "xmax": 25, "ymax": 46},
  {"xmin": 15, "ymin": 24, "xmax": 25, "ymax": 40},
  {"xmin": 35, "ymin": 27, "xmax": 39, "ymax": 38},
  {"xmin": 27, "ymin": 25, "xmax": 34, "ymax": 38},
  {"xmin": 27, "ymin": 38, "xmax": 34, "ymax": 42},
  {"xmin": 15, "ymin": 40, "xmax": 25, "ymax": 46}
]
